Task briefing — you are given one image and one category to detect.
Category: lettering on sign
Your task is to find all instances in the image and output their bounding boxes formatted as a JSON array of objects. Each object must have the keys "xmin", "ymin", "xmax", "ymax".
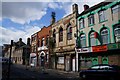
[{"xmin": 92, "ymin": 45, "xmax": 107, "ymax": 52}]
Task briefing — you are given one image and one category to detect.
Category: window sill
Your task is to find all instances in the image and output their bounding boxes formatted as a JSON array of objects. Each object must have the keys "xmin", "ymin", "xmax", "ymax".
[
  {"xmin": 99, "ymin": 20, "xmax": 108, "ymax": 23},
  {"xmin": 88, "ymin": 24, "xmax": 95, "ymax": 27}
]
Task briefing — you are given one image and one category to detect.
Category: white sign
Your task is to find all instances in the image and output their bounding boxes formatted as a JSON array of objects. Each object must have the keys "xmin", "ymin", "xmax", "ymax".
[
  {"xmin": 58, "ymin": 57, "xmax": 64, "ymax": 64},
  {"xmin": 76, "ymin": 47, "xmax": 91, "ymax": 53}
]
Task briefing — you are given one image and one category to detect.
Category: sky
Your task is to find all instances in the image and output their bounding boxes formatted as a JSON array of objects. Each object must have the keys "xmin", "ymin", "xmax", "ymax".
[{"xmin": 0, "ymin": 0, "xmax": 105, "ymax": 46}]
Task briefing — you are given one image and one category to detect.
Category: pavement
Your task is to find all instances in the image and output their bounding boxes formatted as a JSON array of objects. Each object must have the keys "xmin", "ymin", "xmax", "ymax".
[{"xmin": 14, "ymin": 64, "xmax": 79, "ymax": 78}]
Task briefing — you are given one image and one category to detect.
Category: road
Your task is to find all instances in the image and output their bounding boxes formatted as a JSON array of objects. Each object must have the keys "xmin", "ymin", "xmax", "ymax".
[{"xmin": 2, "ymin": 64, "xmax": 80, "ymax": 80}]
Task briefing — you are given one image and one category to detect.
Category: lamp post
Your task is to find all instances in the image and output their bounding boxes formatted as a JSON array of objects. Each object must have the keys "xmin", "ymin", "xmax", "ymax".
[
  {"xmin": 7, "ymin": 40, "xmax": 13, "ymax": 80},
  {"xmin": 74, "ymin": 32, "xmax": 78, "ymax": 72}
]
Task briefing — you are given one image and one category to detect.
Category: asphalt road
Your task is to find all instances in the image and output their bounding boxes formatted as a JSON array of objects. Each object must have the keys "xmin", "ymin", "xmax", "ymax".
[{"xmin": 2, "ymin": 64, "xmax": 80, "ymax": 80}]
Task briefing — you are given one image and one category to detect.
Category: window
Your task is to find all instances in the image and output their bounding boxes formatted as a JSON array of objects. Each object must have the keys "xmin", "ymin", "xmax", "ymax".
[
  {"xmin": 80, "ymin": 34, "xmax": 86, "ymax": 47},
  {"xmin": 38, "ymin": 39, "xmax": 40, "ymax": 47},
  {"xmin": 98, "ymin": 10, "xmax": 107, "ymax": 22},
  {"xmin": 112, "ymin": 4, "xmax": 120, "ymax": 14},
  {"xmin": 101, "ymin": 28, "xmax": 109, "ymax": 44},
  {"xmin": 59, "ymin": 27, "xmax": 63, "ymax": 42},
  {"xmin": 79, "ymin": 18, "xmax": 84, "ymax": 29},
  {"xmin": 88, "ymin": 14, "xmax": 94, "ymax": 26},
  {"xmin": 46, "ymin": 36, "xmax": 49, "ymax": 46},
  {"xmin": 114, "ymin": 24, "xmax": 120, "ymax": 42},
  {"xmin": 58, "ymin": 57, "xmax": 64, "ymax": 64},
  {"xmin": 53, "ymin": 29, "xmax": 56, "ymax": 43},
  {"xmin": 41, "ymin": 38, "xmax": 45, "ymax": 46},
  {"xmin": 90, "ymin": 32, "xmax": 96, "ymax": 46},
  {"xmin": 67, "ymin": 24, "xmax": 72, "ymax": 40}
]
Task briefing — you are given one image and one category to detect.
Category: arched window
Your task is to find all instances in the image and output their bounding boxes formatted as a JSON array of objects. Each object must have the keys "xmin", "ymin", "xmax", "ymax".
[
  {"xmin": 53, "ymin": 29, "xmax": 56, "ymax": 43},
  {"xmin": 101, "ymin": 28, "xmax": 109, "ymax": 44},
  {"xmin": 67, "ymin": 24, "xmax": 72, "ymax": 40},
  {"xmin": 59, "ymin": 27, "xmax": 63, "ymax": 42},
  {"xmin": 90, "ymin": 32, "xmax": 96, "ymax": 46},
  {"xmin": 80, "ymin": 34, "xmax": 86, "ymax": 47},
  {"xmin": 114, "ymin": 24, "xmax": 120, "ymax": 42}
]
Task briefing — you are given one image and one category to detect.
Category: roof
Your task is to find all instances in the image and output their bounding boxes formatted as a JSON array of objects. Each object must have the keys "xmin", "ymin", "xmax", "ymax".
[{"xmin": 77, "ymin": 2, "xmax": 111, "ymax": 18}]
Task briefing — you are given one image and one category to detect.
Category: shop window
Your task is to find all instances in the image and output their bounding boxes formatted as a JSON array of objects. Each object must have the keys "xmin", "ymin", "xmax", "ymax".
[
  {"xmin": 67, "ymin": 24, "xmax": 72, "ymax": 40},
  {"xmin": 80, "ymin": 34, "xmax": 86, "ymax": 47},
  {"xmin": 102, "ymin": 57, "xmax": 108, "ymax": 64},
  {"xmin": 92, "ymin": 57, "xmax": 98, "ymax": 65},
  {"xmin": 58, "ymin": 57, "xmax": 64, "ymax": 64},
  {"xmin": 59, "ymin": 27, "xmax": 63, "ymax": 42},
  {"xmin": 101, "ymin": 28, "xmax": 109, "ymax": 44}
]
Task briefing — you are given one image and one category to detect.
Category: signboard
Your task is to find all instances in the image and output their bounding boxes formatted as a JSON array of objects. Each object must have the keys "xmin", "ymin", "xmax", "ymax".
[
  {"xmin": 76, "ymin": 47, "xmax": 91, "ymax": 53},
  {"xmin": 92, "ymin": 45, "xmax": 107, "ymax": 52},
  {"xmin": 107, "ymin": 43, "xmax": 120, "ymax": 50},
  {"xmin": 107, "ymin": 43, "xmax": 118, "ymax": 50}
]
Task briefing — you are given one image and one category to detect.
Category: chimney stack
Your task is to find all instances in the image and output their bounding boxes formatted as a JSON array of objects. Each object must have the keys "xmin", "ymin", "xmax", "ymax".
[
  {"xmin": 72, "ymin": 3, "xmax": 78, "ymax": 13},
  {"xmin": 50, "ymin": 12, "xmax": 56, "ymax": 25},
  {"xmin": 27, "ymin": 38, "xmax": 30, "ymax": 45},
  {"xmin": 84, "ymin": 4, "xmax": 89, "ymax": 11}
]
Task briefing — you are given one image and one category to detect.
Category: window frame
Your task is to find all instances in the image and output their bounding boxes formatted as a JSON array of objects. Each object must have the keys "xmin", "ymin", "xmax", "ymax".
[
  {"xmin": 98, "ymin": 10, "xmax": 107, "ymax": 23},
  {"xmin": 59, "ymin": 27, "xmax": 63, "ymax": 42},
  {"xmin": 67, "ymin": 24, "xmax": 72, "ymax": 40},
  {"xmin": 88, "ymin": 14, "xmax": 95, "ymax": 26},
  {"xmin": 101, "ymin": 28, "xmax": 109, "ymax": 44},
  {"xmin": 79, "ymin": 18, "xmax": 84, "ymax": 29}
]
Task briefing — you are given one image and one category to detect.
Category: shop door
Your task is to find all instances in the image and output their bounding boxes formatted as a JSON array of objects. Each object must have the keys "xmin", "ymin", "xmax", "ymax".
[
  {"xmin": 102, "ymin": 57, "xmax": 108, "ymax": 64},
  {"xmin": 65, "ymin": 59, "xmax": 70, "ymax": 71},
  {"xmin": 92, "ymin": 57, "xmax": 98, "ymax": 65},
  {"xmin": 72, "ymin": 58, "xmax": 75, "ymax": 71}
]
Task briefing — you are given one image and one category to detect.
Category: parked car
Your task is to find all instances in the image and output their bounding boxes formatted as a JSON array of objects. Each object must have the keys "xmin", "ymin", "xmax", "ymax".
[{"xmin": 79, "ymin": 64, "xmax": 120, "ymax": 80}]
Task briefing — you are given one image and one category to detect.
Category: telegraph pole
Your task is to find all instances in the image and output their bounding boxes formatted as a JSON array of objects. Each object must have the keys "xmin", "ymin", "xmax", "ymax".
[{"xmin": 7, "ymin": 40, "xmax": 13, "ymax": 80}]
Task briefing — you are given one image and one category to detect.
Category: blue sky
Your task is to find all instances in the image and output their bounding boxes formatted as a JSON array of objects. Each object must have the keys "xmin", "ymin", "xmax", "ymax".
[{"xmin": 0, "ymin": 0, "xmax": 105, "ymax": 46}]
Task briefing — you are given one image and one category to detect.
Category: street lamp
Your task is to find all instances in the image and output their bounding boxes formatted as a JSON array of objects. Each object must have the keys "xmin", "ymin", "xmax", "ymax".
[
  {"xmin": 7, "ymin": 40, "xmax": 13, "ymax": 80},
  {"xmin": 74, "ymin": 32, "xmax": 78, "ymax": 72}
]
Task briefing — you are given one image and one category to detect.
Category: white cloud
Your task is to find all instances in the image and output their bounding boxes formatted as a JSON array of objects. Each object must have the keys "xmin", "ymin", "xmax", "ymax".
[
  {"xmin": 2, "ymin": 2, "xmax": 48, "ymax": 24},
  {"xmin": 0, "ymin": 26, "xmax": 41, "ymax": 46}
]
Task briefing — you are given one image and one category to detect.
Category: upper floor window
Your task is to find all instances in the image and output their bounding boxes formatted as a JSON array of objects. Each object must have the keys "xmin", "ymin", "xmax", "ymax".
[
  {"xmin": 67, "ymin": 24, "xmax": 72, "ymax": 40},
  {"xmin": 101, "ymin": 28, "xmax": 109, "ymax": 44},
  {"xmin": 80, "ymin": 34, "xmax": 86, "ymax": 47},
  {"xmin": 53, "ymin": 29, "xmax": 56, "ymax": 43},
  {"xmin": 88, "ymin": 14, "xmax": 94, "ymax": 26},
  {"xmin": 46, "ymin": 36, "xmax": 49, "ymax": 46},
  {"xmin": 112, "ymin": 4, "xmax": 120, "ymax": 14},
  {"xmin": 79, "ymin": 18, "xmax": 84, "ymax": 29},
  {"xmin": 114, "ymin": 24, "xmax": 120, "ymax": 42},
  {"xmin": 90, "ymin": 32, "xmax": 96, "ymax": 46},
  {"xmin": 59, "ymin": 27, "xmax": 63, "ymax": 42},
  {"xmin": 41, "ymin": 38, "xmax": 45, "ymax": 46},
  {"xmin": 38, "ymin": 39, "xmax": 40, "ymax": 47},
  {"xmin": 98, "ymin": 10, "xmax": 107, "ymax": 22}
]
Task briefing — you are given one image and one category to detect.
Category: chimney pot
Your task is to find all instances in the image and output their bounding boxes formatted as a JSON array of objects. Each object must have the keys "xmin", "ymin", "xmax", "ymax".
[{"xmin": 84, "ymin": 4, "xmax": 89, "ymax": 11}]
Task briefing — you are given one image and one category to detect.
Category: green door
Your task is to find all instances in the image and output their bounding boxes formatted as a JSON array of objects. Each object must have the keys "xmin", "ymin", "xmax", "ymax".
[
  {"xmin": 102, "ymin": 57, "xmax": 108, "ymax": 64},
  {"xmin": 92, "ymin": 57, "xmax": 98, "ymax": 65}
]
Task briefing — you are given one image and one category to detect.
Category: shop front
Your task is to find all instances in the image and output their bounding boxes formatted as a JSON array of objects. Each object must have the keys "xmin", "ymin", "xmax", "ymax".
[{"xmin": 30, "ymin": 53, "xmax": 37, "ymax": 67}]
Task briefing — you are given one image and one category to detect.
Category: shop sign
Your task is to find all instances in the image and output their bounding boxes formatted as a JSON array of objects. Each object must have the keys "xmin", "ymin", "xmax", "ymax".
[
  {"xmin": 92, "ymin": 45, "xmax": 107, "ymax": 52},
  {"xmin": 76, "ymin": 47, "xmax": 91, "ymax": 53},
  {"xmin": 107, "ymin": 43, "xmax": 118, "ymax": 50}
]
